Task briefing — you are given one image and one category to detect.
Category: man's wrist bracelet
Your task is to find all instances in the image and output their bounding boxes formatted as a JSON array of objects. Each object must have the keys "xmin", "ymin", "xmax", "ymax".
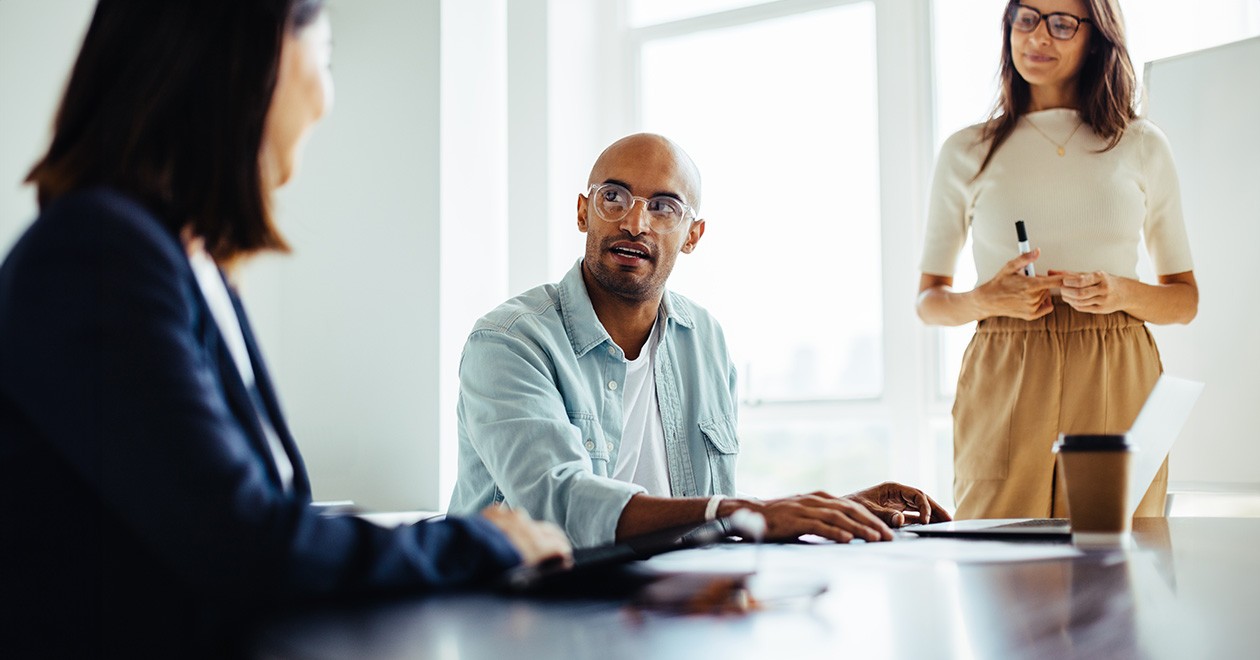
[{"xmin": 704, "ymin": 494, "xmax": 726, "ymax": 522}]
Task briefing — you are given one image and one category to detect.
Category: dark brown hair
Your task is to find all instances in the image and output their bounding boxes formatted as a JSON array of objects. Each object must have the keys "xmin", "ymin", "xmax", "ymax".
[
  {"xmin": 977, "ymin": 0, "xmax": 1137, "ymax": 175},
  {"xmin": 26, "ymin": 0, "xmax": 325, "ymax": 266}
]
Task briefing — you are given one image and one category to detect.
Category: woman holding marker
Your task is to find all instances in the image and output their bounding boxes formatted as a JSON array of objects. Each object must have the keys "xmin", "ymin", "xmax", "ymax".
[{"xmin": 916, "ymin": 0, "xmax": 1197, "ymax": 520}]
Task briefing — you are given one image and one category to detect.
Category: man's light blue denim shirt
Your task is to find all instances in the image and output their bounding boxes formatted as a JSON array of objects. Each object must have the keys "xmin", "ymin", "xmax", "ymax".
[{"xmin": 450, "ymin": 260, "xmax": 739, "ymax": 548}]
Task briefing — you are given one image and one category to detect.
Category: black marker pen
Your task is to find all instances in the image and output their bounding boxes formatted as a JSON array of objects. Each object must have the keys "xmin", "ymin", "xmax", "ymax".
[{"xmin": 1016, "ymin": 220, "xmax": 1035, "ymax": 276}]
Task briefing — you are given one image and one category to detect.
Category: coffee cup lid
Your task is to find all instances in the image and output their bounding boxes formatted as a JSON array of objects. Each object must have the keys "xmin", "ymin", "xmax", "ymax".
[{"xmin": 1054, "ymin": 433, "xmax": 1133, "ymax": 452}]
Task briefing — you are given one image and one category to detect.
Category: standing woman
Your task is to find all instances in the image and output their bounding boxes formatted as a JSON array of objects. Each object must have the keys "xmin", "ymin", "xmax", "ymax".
[
  {"xmin": 917, "ymin": 0, "xmax": 1197, "ymax": 520},
  {"xmin": 0, "ymin": 0, "xmax": 568, "ymax": 656}
]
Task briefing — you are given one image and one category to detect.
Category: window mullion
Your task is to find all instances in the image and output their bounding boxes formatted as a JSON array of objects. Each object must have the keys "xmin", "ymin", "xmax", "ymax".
[{"xmin": 874, "ymin": 0, "xmax": 937, "ymax": 487}]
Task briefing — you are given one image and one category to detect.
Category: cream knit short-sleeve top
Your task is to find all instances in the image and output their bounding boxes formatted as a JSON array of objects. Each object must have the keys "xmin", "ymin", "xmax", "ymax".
[{"xmin": 920, "ymin": 108, "xmax": 1194, "ymax": 283}]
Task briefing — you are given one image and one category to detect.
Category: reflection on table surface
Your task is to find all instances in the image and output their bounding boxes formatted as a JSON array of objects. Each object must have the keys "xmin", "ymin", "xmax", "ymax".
[{"xmin": 253, "ymin": 518, "xmax": 1260, "ymax": 660}]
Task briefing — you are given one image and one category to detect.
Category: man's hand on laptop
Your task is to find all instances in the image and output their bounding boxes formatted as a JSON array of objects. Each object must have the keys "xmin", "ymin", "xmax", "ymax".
[
  {"xmin": 481, "ymin": 505, "xmax": 573, "ymax": 568},
  {"xmin": 844, "ymin": 481, "xmax": 952, "ymax": 529},
  {"xmin": 724, "ymin": 482, "xmax": 952, "ymax": 543}
]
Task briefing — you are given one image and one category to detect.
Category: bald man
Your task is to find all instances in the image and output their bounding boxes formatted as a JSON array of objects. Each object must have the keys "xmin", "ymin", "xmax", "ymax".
[{"xmin": 450, "ymin": 134, "xmax": 949, "ymax": 548}]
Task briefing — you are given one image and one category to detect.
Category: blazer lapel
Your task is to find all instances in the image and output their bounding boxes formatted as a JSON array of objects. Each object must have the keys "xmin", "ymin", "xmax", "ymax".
[
  {"xmin": 225, "ymin": 284, "xmax": 312, "ymax": 498},
  {"xmin": 196, "ymin": 299, "xmax": 285, "ymax": 489}
]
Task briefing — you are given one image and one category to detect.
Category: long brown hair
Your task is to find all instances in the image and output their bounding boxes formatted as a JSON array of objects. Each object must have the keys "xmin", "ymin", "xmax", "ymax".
[
  {"xmin": 977, "ymin": 0, "xmax": 1137, "ymax": 175},
  {"xmin": 26, "ymin": 0, "xmax": 325, "ymax": 266}
]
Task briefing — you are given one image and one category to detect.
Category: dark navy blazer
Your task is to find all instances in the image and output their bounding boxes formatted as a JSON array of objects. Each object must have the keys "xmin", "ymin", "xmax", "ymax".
[{"xmin": 0, "ymin": 188, "xmax": 519, "ymax": 656}]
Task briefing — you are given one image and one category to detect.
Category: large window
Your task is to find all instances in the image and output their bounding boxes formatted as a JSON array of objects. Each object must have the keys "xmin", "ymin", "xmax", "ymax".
[
  {"xmin": 629, "ymin": 0, "xmax": 773, "ymax": 26},
  {"xmin": 630, "ymin": 0, "xmax": 913, "ymax": 501},
  {"xmin": 640, "ymin": 3, "xmax": 882, "ymax": 403}
]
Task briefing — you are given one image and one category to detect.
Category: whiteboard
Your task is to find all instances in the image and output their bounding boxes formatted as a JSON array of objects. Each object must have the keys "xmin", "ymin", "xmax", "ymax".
[{"xmin": 1143, "ymin": 37, "xmax": 1260, "ymax": 488}]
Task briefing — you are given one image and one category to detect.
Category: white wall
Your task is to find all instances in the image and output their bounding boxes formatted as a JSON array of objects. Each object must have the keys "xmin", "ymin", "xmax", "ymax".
[
  {"xmin": 1144, "ymin": 37, "xmax": 1260, "ymax": 488},
  {"xmin": 0, "ymin": 0, "xmax": 95, "ymax": 253},
  {"xmin": 254, "ymin": 0, "xmax": 446, "ymax": 510},
  {"xmin": 545, "ymin": 0, "xmax": 627, "ymax": 282},
  {"xmin": 439, "ymin": 0, "xmax": 510, "ymax": 509}
]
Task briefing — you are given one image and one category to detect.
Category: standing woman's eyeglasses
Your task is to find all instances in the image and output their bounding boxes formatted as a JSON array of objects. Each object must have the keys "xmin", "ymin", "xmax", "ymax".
[{"xmin": 1009, "ymin": 4, "xmax": 1092, "ymax": 40}]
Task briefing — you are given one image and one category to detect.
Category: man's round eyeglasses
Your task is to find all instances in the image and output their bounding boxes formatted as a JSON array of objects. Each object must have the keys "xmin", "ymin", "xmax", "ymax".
[
  {"xmin": 1009, "ymin": 3, "xmax": 1092, "ymax": 41},
  {"xmin": 585, "ymin": 182, "xmax": 697, "ymax": 233}
]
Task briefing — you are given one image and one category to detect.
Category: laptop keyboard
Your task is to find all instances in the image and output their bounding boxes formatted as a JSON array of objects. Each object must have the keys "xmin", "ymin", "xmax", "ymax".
[
  {"xmin": 572, "ymin": 543, "xmax": 637, "ymax": 566},
  {"xmin": 989, "ymin": 518, "xmax": 1070, "ymax": 530}
]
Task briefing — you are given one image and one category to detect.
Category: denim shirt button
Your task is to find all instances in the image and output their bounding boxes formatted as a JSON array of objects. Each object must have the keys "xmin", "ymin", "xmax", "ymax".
[
  {"xmin": 607, "ymin": 346, "xmax": 618, "ymax": 357},
  {"xmin": 585, "ymin": 440, "xmax": 595, "ymax": 450},
  {"xmin": 605, "ymin": 441, "xmax": 614, "ymax": 451},
  {"xmin": 607, "ymin": 380, "xmax": 618, "ymax": 391}
]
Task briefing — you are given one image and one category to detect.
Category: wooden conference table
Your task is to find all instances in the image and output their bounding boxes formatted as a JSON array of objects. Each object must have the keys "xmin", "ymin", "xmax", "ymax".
[{"xmin": 252, "ymin": 517, "xmax": 1259, "ymax": 659}]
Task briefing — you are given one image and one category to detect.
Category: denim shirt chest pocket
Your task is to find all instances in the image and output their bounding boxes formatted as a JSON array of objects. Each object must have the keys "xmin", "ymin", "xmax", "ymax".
[
  {"xmin": 698, "ymin": 413, "xmax": 739, "ymax": 495},
  {"xmin": 568, "ymin": 411, "xmax": 612, "ymax": 476}
]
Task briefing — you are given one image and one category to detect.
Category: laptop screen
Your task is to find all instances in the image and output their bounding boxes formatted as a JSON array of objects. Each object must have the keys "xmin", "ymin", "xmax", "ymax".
[{"xmin": 500, "ymin": 510, "xmax": 765, "ymax": 594}]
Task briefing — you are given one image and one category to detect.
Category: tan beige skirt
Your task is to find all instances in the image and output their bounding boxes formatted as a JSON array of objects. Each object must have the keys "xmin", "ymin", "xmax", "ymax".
[{"xmin": 952, "ymin": 300, "xmax": 1168, "ymax": 519}]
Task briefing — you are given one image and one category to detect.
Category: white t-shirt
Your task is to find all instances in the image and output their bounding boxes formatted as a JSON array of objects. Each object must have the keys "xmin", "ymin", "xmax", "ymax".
[
  {"xmin": 611, "ymin": 316, "xmax": 671, "ymax": 496},
  {"xmin": 187, "ymin": 245, "xmax": 295, "ymax": 493},
  {"xmin": 920, "ymin": 109, "xmax": 1194, "ymax": 283}
]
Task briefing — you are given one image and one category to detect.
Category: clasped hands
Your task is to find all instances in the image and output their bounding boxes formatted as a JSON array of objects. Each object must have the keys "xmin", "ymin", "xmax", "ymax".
[{"xmin": 983, "ymin": 248, "xmax": 1131, "ymax": 319}]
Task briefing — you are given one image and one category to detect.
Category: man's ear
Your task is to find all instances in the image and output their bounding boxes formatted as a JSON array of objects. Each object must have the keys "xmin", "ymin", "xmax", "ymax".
[
  {"xmin": 577, "ymin": 194, "xmax": 589, "ymax": 232},
  {"xmin": 681, "ymin": 218, "xmax": 706, "ymax": 253}
]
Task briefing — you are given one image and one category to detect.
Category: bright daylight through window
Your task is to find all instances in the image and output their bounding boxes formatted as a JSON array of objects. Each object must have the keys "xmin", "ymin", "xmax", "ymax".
[{"xmin": 637, "ymin": 1, "xmax": 886, "ymax": 499}]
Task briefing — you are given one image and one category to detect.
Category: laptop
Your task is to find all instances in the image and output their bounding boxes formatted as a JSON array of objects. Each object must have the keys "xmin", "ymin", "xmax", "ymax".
[
  {"xmin": 907, "ymin": 374, "xmax": 1204, "ymax": 541},
  {"xmin": 499, "ymin": 509, "xmax": 766, "ymax": 596},
  {"xmin": 905, "ymin": 517, "xmax": 1073, "ymax": 540}
]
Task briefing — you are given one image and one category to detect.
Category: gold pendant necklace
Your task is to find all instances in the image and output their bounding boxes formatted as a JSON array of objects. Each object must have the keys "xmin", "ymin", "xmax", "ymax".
[{"xmin": 1025, "ymin": 117, "xmax": 1083, "ymax": 157}]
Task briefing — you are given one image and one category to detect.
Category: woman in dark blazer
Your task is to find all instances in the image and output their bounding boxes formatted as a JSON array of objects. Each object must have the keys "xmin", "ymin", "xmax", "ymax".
[{"xmin": 0, "ymin": 1, "xmax": 569, "ymax": 656}]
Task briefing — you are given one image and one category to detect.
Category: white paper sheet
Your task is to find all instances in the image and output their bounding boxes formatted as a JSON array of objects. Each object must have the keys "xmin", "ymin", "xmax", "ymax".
[{"xmin": 1124, "ymin": 375, "xmax": 1205, "ymax": 518}]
